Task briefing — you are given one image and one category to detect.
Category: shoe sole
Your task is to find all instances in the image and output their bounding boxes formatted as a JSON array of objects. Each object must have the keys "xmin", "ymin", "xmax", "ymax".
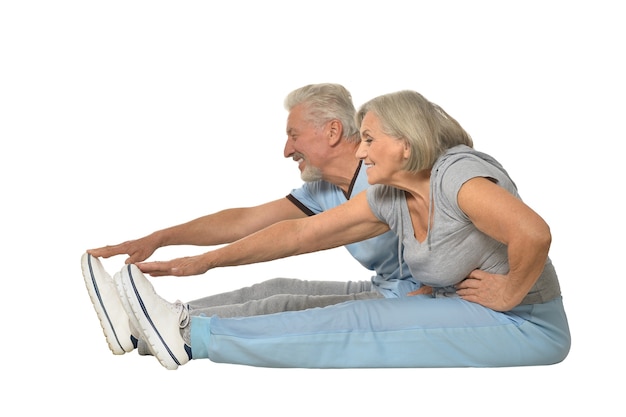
[
  {"xmin": 120, "ymin": 264, "xmax": 183, "ymax": 370},
  {"xmin": 113, "ymin": 271, "xmax": 155, "ymax": 357},
  {"xmin": 81, "ymin": 253, "xmax": 134, "ymax": 355}
]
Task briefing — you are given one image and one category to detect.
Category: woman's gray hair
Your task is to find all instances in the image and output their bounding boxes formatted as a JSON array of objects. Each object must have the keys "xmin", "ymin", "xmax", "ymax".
[
  {"xmin": 284, "ymin": 83, "xmax": 359, "ymax": 142},
  {"xmin": 356, "ymin": 90, "xmax": 473, "ymax": 172}
]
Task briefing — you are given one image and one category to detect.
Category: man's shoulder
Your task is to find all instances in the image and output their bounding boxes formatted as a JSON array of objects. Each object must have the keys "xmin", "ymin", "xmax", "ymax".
[{"xmin": 289, "ymin": 180, "xmax": 344, "ymax": 214}]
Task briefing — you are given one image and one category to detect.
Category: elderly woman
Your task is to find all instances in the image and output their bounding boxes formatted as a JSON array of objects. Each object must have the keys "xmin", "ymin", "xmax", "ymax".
[{"xmin": 102, "ymin": 90, "xmax": 570, "ymax": 370}]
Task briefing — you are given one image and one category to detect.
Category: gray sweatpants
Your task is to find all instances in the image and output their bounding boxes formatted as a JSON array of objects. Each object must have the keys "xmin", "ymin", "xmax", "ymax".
[
  {"xmin": 136, "ymin": 278, "xmax": 384, "ymax": 355},
  {"xmin": 186, "ymin": 277, "xmax": 384, "ymax": 318}
]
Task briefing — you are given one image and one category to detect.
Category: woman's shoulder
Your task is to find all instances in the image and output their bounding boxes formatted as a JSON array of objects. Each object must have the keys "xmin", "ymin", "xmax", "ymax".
[
  {"xmin": 366, "ymin": 184, "xmax": 405, "ymax": 220},
  {"xmin": 367, "ymin": 183, "xmax": 403, "ymax": 201}
]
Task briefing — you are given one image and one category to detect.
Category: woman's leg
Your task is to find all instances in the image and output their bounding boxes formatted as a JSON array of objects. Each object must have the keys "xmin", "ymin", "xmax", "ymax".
[
  {"xmin": 138, "ymin": 278, "xmax": 380, "ymax": 355},
  {"xmin": 191, "ymin": 295, "xmax": 571, "ymax": 368}
]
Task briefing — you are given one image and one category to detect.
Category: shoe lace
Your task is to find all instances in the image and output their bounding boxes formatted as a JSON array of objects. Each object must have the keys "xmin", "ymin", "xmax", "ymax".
[{"xmin": 174, "ymin": 300, "xmax": 190, "ymax": 328}]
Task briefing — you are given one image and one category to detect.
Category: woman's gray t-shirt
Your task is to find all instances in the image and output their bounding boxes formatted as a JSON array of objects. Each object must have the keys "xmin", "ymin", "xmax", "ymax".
[{"xmin": 366, "ymin": 145, "xmax": 560, "ymax": 305}]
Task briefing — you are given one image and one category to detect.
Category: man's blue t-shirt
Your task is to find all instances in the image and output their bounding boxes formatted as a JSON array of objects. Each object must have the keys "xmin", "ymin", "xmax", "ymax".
[{"xmin": 287, "ymin": 161, "xmax": 419, "ymax": 298}]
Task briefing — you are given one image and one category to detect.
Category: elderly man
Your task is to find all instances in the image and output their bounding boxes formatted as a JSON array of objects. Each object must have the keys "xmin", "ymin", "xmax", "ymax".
[{"xmin": 83, "ymin": 83, "xmax": 419, "ymax": 362}]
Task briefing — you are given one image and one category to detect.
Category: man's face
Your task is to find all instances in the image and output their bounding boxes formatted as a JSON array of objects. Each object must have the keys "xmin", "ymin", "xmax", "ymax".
[{"xmin": 284, "ymin": 104, "xmax": 326, "ymax": 182}]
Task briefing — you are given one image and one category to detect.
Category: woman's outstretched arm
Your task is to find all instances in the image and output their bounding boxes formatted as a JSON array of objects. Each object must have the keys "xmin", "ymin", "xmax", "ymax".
[{"xmin": 137, "ymin": 191, "xmax": 390, "ymax": 277}]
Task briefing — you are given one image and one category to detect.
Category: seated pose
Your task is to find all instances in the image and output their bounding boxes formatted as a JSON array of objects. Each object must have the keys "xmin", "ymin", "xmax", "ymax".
[
  {"xmin": 83, "ymin": 83, "xmax": 419, "ymax": 357},
  {"xmin": 88, "ymin": 89, "xmax": 571, "ymax": 370}
]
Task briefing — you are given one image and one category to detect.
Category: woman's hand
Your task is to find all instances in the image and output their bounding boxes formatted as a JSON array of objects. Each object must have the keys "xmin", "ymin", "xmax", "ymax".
[
  {"xmin": 455, "ymin": 269, "xmax": 519, "ymax": 311},
  {"xmin": 456, "ymin": 177, "xmax": 551, "ymax": 311},
  {"xmin": 137, "ymin": 254, "xmax": 213, "ymax": 277}
]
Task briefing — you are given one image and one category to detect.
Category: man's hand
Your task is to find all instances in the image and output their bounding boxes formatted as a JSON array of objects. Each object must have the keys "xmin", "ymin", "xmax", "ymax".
[
  {"xmin": 407, "ymin": 285, "xmax": 433, "ymax": 296},
  {"xmin": 87, "ymin": 236, "xmax": 159, "ymax": 265}
]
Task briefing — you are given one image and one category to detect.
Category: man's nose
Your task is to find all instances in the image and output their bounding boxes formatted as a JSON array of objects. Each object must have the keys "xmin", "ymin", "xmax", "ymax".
[{"xmin": 283, "ymin": 138, "xmax": 294, "ymax": 158}]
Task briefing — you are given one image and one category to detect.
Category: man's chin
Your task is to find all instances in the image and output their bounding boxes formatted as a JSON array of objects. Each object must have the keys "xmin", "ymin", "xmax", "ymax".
[{"xmin": 300, "ymin": 167, "xmax": 323, "ymax": 182}]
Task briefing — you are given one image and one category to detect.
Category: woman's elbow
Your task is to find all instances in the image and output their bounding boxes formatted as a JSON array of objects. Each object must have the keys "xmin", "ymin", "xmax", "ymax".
[{"xmin": 529, "ymin": 218, "xmax": 552, "ymax": 254}]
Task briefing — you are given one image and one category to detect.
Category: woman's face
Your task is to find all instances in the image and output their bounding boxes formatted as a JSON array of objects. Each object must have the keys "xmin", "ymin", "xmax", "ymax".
[{"xmin": 356, "ymin": 111, "xmax": 409, "ymax": 185}]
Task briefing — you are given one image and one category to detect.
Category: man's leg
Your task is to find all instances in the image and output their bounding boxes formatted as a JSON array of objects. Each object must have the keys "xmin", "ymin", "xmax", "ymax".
[
  {"xmin": 187, "ymin": 277, "xmax": 381, "ymax": 318},
  {"xmin": 190, "ymin": 290, "xmax": 383, "ymax": 318},
  {"xmin": 118, "ymin": 264, "xmax": 571, "ymax": 369},
  {"xmin": 187, "ymin": 278, "xmax": 375, "ymax": 309},
  {"xmin": 143, "ymin": 278, "xmax": 380, "ymax": 354}
]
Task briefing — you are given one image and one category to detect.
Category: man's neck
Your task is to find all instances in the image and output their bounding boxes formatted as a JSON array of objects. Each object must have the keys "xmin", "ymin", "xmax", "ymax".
[{"xmin": 323, "ymin": 142, "xmax": 362, "ymax": 195}]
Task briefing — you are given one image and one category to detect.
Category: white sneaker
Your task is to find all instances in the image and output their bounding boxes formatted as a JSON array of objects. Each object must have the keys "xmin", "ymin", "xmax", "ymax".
[
  {"xmin": 112, "ymin": 271, "xmax": 153, "ymax": 356},
  {"xmin": 118, "ymin": 264, "xmax": 192, "ymax": 370},
  {"xmin": 81, "ymin": 253, "xmax": 138, "ymax": 355}
]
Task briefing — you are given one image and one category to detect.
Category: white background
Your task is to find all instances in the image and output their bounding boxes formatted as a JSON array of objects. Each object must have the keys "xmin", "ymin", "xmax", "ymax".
[{"xmin": 1, "ymin": 1, "xmax": 624, "ymax": 415}]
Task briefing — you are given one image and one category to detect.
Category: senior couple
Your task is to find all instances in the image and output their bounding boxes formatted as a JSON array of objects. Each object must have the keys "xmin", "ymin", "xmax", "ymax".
[{"xmin": 83, "ymin": 83, "xmax": 571, "ymax": 370}]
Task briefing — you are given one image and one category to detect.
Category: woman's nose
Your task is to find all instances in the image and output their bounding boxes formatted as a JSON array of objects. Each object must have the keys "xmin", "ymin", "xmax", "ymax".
[{"xmin": 355, "ymin": 141, "xmax": 367, "ymax": 160}]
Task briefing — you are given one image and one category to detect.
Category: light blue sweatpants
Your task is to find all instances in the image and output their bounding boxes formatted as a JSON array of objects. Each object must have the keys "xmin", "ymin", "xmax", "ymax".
[{"xmin": 190, "ymin": 295, "xmax": 570, "ymax": 368}]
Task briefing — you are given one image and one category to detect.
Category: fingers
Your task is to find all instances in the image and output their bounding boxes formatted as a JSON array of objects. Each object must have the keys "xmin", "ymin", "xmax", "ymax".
[
  {"xmin": 137, "ymin": 261, "xmax": 175, "ymax": 277},
  {"xmin": 455, "ymin": 271, "xmax": 511, "ymax": 311},
  {"xmin": 125, "ymin": 252, "xmax": 147, "ymax": 265},
  {"xmin": 407, "ymin": 285, "xmax": 433, "ymax": 296},
  {"xmin": 455, "ymin": 269, "xmax": 485, "ymax": 290},
  {"xmin": 137, "ymin": 259, "xmax": 193, "ymax": 277},
  {"xmin": 455, "ymin": 278, "xmax": 476, "ymax": 291},
  {"xmin": 88, "ymin": 241, "xmax": 134, "ymax": 259},
  {"xmin": 87, "ymin": 240, "xmax": 154, "ymax": 265},
  {"xmin": 87, "ymin": 245, "xmax": 120, "ymax": 259},
  {"xmin": 466, "ymin": 268, "xmax": 491, "ymax": 280}
]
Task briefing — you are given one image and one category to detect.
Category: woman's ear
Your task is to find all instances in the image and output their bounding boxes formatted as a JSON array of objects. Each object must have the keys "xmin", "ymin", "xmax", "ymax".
[{"xmin": 403, "ymin": 140, "xmax": 411, "ymax": 159}]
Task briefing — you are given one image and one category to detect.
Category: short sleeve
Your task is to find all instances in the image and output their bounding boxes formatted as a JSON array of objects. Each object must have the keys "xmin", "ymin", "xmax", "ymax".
[{"xmin": 435, "ymin": 154, "xmax": 518, "ymax": 221}]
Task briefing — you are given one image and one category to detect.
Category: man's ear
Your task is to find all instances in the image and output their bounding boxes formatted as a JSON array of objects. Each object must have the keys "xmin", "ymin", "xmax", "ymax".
[{"xmin": 327, "ymin": 119, "xmax": 343, "ymax": 147}]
